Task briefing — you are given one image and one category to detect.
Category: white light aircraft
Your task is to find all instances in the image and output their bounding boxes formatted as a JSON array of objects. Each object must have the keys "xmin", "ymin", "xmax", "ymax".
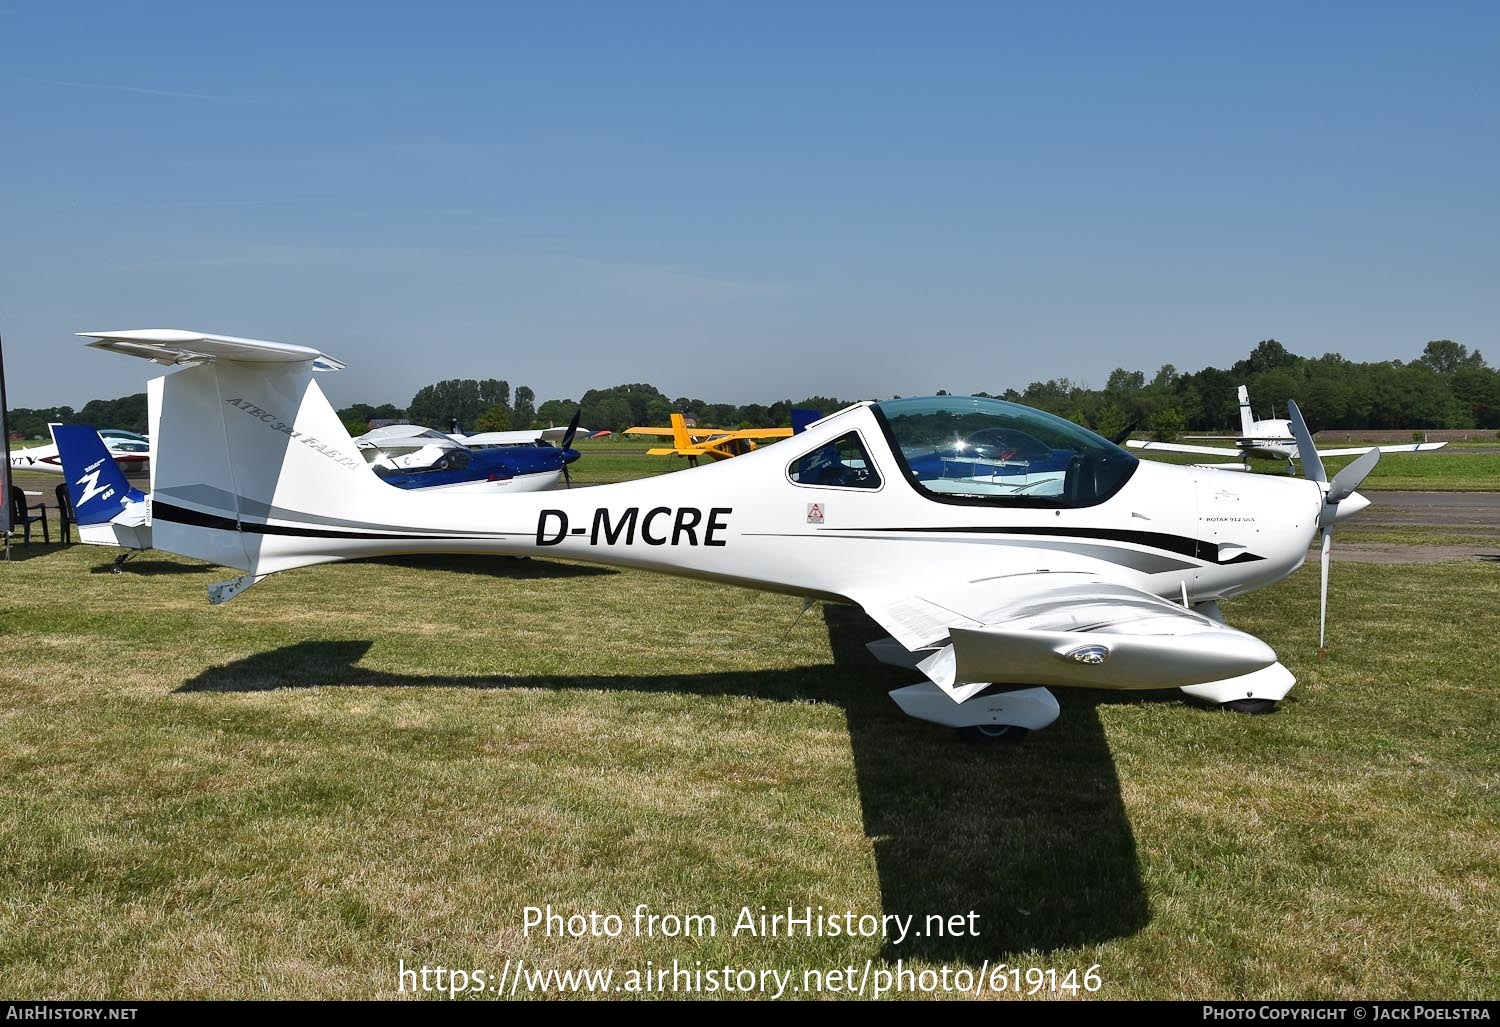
[
  {"xmin": 353, "ymin": 421, "xmax": 583, "ymax": 493},
  {"xmin": 81, "ymin": 329, "xmax": 1382, "ymax": 741},
  {"xmin": 1127, "ymin": 385, "xmax": 1446, "ymax": 471},
  {"xmin": 9, "ymin": 427, "xmax": 151, "ymax": 475}
]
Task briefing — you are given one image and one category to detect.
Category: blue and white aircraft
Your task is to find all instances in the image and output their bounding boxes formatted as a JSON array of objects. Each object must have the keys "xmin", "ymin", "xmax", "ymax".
[
  {"xmin": 354, "ymin": 420, "xmax": 582, "ymax": 494},
  {"xmin": 50, "ymin": 423, "xmax": 152, "ymax": 558}
]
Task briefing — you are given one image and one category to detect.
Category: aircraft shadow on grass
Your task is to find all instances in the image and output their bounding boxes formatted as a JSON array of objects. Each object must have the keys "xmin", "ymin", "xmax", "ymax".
[
  {"xmin": 178, "ymin": 605, "xmax": 1153, "ymax": 960},
  {"xmin": 87, "ymin": 559, "xmax": 214, "ymax": 575},
  {"xmin": 360, "ymin": 554, "xmax": 618, "ymax": 581}
]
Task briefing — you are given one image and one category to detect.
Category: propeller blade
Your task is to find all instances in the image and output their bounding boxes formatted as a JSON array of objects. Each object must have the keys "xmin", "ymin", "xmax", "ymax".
[
  {"xmin": 1328, "ymin": 447, "xmax": 1381, "ymax": 503},
  {"xmin": 1286, "ymin": 400, "xmax": 1326, "ymax": 484},
  {"xmin": 1318, "ymin": 526, "xmax": 1332, "ymax": 653},
  {"xmin": 1110, "ymin": 423, "xmax": 1137, "ymax": 446},
  {"xmin": 560, "ymin": 409, "xmax": 581, "ymax": 452},
  {"xmin": 562, "ymin": 462, "xmax": 572, "ymax": 487}
]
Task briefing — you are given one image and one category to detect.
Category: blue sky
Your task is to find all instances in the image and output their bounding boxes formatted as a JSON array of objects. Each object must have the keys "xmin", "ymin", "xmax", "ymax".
[{"xmin": 2, "ymin": 1, "xmax": 1496, "ymax": 412}]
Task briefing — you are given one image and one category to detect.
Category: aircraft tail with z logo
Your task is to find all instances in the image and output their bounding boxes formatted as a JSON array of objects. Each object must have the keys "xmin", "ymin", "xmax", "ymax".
[
  {"xmin": 50, "ymin": 422, "xmax": 152, "ymax": 550},
  {"xmin": 51, "ymin": 424, "xmax": 145, "ymax": 526}
]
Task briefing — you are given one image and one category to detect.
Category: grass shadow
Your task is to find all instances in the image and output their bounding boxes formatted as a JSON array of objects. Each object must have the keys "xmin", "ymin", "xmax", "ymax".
[
  {"xmin": 179, "ymin": 605, "xmax": 1151, "ymax": 960},
  {"xmin": 0, "ymin": 541, "xmax": 67, "ymax": 562},
  {"xmin": 88, "ymin": 559, "xmax": 214, "ymax": 576},
  {"xmin": 820, "ymin": 604, "xmax": 1150, "ymax": 960},
  {"xmin": 360, "ymin": 554, "xmax": 618, "ymax": 580}
]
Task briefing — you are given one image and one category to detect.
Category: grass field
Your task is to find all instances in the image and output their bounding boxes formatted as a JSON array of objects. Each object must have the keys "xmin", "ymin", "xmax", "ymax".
[{"xmin": 1, "ymin": 535, "xmax": 1496, "ymax": 1000}]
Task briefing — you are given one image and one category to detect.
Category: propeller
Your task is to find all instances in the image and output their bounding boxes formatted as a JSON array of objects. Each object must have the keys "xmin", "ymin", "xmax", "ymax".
[
  {"xmin": 558, "ymin": 409, "xmax": 582, "ymax": 487},
  {"xmin": 1287, "ymin": 400, "xmax": 1379, "ymax": 652},
  {"xmin": 1110, "ymin": 423, "xmax": 1137, "ymax": 447}
]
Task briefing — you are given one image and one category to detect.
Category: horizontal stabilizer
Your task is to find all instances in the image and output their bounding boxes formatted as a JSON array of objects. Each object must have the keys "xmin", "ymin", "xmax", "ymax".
[{"xmin": 79, "ymin": 329, "xmax": 344, "ymax": 371}]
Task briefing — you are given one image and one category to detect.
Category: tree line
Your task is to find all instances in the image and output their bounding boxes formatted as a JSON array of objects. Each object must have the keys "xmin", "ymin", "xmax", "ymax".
[
  {"xmin": 990, "ymin": 339, "xmax": 1498, "ymax": 440},
  {"xmin": 8, "ymin": 339, "xmax": 1496, "ymax": 442}
]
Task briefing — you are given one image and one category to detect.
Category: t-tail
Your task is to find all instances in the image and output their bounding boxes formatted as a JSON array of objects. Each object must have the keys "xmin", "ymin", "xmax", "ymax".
[
  {"xmin": 1237, "ymin": 385, "xmax": 1254, "ymax": 438},
  {"xmin": 79, "ymin": 330, "xmax": 559, "ymax": 602},
  {"xmin": 50, "ymin": 423, "xmax": 152, "ymax": 549}
]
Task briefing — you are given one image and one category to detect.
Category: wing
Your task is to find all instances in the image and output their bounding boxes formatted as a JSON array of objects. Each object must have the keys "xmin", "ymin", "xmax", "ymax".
[
  {"xmin": 623, "ymin": 426, "xmax": 675, "ymax": 437},
  {"xmin": 1313, "ymin": 442, "xmax": 1447, "ymax": 457},
  {"xmin": 1126, "ymin": 439, "xmax": 1244, "ymax": 457},
  {"xmin": 463, "ymin": 426, "xmax": 586, "ymax": 446},
  {"xmin": 706, "ymin": 428, "xmax": 794, "ymax": 441},
  {"xmin": 854, "ymin": 573, "xmax": 1277, "ymax": 702}
]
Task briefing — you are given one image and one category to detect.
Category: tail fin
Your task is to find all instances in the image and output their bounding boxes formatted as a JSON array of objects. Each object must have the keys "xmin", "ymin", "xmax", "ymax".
[
  {"xmin": 791, "ymin": 408, "xmax": 822, "ymax": 434},
  {"xmin": 82, "ymin": 330, "xmax": 550, "ymax": 601},
  {"xmin": 49, "ymin": 424, "xmax": 146, "ymax": 525},
  {"xmin": 670, "ymin": 412, "xmax": 693, "ymax": 452},
  {"xmin": 1237, "ymin": 385, "xmax": 1254, "ymax": 437},
  {"xmin": 80, "ymin": 330, "xmax": 376, "ymax": 584}
]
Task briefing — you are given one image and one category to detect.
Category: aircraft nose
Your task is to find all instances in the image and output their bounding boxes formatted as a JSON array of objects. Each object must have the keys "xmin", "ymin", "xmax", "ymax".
[
  {"xmin": 561, "ymin": 448, "xmax": 581, "ymax": 465},
  {"xmin": 1331, "ymin": 490, "xmax": 1370, "ymax": 523}
]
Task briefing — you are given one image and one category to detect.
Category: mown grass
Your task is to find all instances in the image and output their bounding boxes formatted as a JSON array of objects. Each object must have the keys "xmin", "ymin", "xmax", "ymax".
[
  {"xmin": 1, "ymin": 541, "xmax": 1495, "ymax": 1000},
  {"xmin": 1335, "ymin": 528, "xmax": 1500, "ymax": 547}
]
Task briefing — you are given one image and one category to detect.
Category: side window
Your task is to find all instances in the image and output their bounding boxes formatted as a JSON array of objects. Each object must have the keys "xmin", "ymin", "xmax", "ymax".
[{"xmin": 788, "ymin": 432, "xmax": 882, "ymax": 489}]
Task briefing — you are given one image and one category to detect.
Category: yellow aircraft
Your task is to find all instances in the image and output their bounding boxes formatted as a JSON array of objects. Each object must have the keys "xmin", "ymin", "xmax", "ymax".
[{"xmin": 625, "ymin": 413, "xmax": 793, "ymax": 466}]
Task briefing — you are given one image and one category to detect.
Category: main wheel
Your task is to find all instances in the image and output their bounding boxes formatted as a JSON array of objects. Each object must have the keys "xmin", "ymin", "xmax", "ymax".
[
  {"xmin": 956, "ymin": 724, "xmax": 1029, "ymax": 745},
  {"xmin": 1221, "ymin": 698, "xmax": 1276, "ymax": 715}
]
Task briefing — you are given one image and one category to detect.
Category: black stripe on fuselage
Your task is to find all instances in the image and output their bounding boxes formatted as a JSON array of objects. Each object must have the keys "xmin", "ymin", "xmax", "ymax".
[
  {"xmin": 816, "ymin": 525, "xmax": 1264, "ymax": 565},
  {"xmin": 152, "ymin": 501, "xmax": 510, "ymax": 542}
]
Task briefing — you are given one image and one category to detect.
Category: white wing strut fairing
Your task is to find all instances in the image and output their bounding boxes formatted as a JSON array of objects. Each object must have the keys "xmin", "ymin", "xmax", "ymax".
[{"xmin": 84, "ymin": 329, "xmax": 1358, "ymax": 738}]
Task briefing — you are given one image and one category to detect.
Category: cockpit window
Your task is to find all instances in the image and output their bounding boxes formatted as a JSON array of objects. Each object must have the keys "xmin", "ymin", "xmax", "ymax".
[
  {"xmin": 788, "ymin": 431, "xmax": 882, "ymax": 489},
  {"xmin": 873, "ymin": 396, "xmax": 1137, "ymax": 508}
]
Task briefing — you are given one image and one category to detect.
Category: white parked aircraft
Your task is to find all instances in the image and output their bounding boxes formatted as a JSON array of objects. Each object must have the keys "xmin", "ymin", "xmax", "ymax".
[
  {"xmin": 9, "ymin": 426, "xmax": 151, "ymax": 475},
  {"xmin": 81, "ymin": 329, "xmax": 1380, "ymax": 741},
  {"xmin": 1127, "ymin": 385, "xmax": 1446, "ymax": 471},
  {"xmin": 353, "ymin": 422, "xmax": 583, "ymax": 494}
]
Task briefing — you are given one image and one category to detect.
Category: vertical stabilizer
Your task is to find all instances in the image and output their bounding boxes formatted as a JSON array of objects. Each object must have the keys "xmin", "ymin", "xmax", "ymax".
[
  {"xmin": 1238, "ymin": 385, "xmax": 1254, "ymax": 437},
  {"xmin": 671, "ymin": 412, "xmax": 693, "ymax": 452},
  {"xmin": 50, "ymin": 424, "xmax": 146, "ymax": 525}
]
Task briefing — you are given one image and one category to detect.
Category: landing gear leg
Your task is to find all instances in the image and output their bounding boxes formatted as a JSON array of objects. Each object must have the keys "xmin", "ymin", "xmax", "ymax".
[{"xmin": 110, "ymin": 552, "xmax": 134, "ymax": 574}]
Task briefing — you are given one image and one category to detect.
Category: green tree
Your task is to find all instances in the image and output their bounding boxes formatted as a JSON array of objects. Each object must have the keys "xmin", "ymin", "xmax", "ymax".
[
  {"xmin": 512, "ymin": 386, "xmax": 536, "ymax": 428},
  {"xmin": 536, "ymin": 399, "xmax": 579, "ymax": 426},
  {"xmin": 1418, "ymin": 340, "xmax": 1485, "ymax": 376},
  {"xmin": 1092, "ymin": 402, "xmax": 1131, "ymax": 442},
  {"xmin": 473, "ymin": 404, "xmax": 510, "ymax": 432},
  {"xmin": 1149, "ymin": 407, "xmax": 1186, "ymax": 442},
  {"xmin": 406, "ymin": 378, "xmax": 510, "ymax": 431}
]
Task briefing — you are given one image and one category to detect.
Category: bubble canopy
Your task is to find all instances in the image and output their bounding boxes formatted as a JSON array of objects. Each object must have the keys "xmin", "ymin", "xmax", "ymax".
[{"xmin": 870, "ymin": 396, "xmax": 1139, "ymax": 508}]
